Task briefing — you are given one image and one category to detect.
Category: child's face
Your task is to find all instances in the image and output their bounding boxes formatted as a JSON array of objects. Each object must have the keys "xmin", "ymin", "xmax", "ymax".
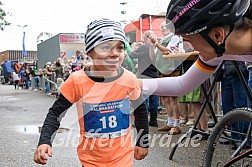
[
  {"xmin": 57, "ymin": 80, "xmax": 62, "ymax": 84},
  {"xmin": 89, "ymin": 40, "xmax": 125, "ymax": 72}
]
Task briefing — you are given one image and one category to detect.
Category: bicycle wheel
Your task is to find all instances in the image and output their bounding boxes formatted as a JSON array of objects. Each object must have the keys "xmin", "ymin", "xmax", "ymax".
[{"xmin": 202, "ymin": 108, "xmax": 252, "ymax": 167}]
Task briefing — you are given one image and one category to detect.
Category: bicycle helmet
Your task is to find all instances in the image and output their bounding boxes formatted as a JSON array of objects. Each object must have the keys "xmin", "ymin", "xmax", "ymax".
[
  {"xmin": 166, "ymin": 0, "xmax": 250, "ymax": 57},
  {"xmin": 166, "ymin": 0, "xmax": 250, "ymax": 35}
]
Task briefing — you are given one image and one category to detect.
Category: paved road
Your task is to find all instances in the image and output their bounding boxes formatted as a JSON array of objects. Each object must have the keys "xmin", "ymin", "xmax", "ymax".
[{"xmin": 0, "ymin": 84, "xmax": 207, "ymax": 167}]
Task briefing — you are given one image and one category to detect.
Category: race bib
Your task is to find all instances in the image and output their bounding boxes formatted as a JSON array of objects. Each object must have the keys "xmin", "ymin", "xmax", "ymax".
[{"xmin": 83, "ymin": 98, "xmax": 130, "ymax": 138}]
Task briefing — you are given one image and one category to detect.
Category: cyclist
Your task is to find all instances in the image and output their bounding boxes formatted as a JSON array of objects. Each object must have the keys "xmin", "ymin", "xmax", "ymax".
[{"xmin": 141, "ymin": 0, "xmax": 251, "ymax": 98}]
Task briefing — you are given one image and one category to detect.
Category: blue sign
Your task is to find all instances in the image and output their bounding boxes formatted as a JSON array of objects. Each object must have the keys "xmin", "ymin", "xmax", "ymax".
[{"xmin": 83, "ymin": 98, "xmax": 130, "ymax": 137}]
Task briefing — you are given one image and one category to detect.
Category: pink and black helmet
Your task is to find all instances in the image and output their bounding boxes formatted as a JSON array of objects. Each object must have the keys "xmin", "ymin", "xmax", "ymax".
[{"xmin": 166, "ymin": 0, "xmax": 250, "ymax": 35}]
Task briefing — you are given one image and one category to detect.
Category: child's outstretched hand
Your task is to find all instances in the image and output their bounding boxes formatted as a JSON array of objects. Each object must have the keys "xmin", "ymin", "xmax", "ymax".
[
  {"xmin": 34, "ymin": 144, "xmax": 52, "ymax": 165},
  {"xmin": 134, "ymin": 146, "xmax": 148, "ymax": 160}
]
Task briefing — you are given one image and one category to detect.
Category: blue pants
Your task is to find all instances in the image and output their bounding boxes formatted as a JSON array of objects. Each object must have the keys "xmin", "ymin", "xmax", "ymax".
[
  {"xmin": 221, "ymin": 75, "xmax": 248, "ymax": 115},
  {"xmin": 45, "ymin": 81, "xmax": 51, "ymax": 93},
  {"xmin": 221, "ymin": 74, "xmax": 249, "ymax": 141},
  {"xmin": 34, "ymin": 77, "xmax": 39, "ymax": 89},
  {"xmin": 144, "ymin": 95, "xmax": 160, "ymax": 113},
  {"xmin": 249, "ymin": 68, "xmax": 252, "ymax": 89},
  {"xmin": 248, "ymin": 68, "xmax": 252, "ymax": 107}
]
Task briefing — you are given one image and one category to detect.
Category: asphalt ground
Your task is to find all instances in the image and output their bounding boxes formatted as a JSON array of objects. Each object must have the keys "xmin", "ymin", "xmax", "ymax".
[{"xmin": 0, "ymin": 84, "xmax": 208, "ymax": 167}]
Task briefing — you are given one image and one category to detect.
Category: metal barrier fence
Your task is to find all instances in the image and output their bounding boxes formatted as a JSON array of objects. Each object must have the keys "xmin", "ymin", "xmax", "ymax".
[{"xmin": 30, "ymin": 72, "xmax": 57, "ymax": 95}]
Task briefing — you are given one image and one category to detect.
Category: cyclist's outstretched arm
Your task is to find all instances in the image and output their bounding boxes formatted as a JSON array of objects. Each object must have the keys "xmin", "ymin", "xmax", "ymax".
[
  {"xmin": 142, "ymin": 57, "xmax": 220, "ymax": 96},
  {"xmin": 142, "ymin": 54, "xmax": 251, "ymax": 96}
]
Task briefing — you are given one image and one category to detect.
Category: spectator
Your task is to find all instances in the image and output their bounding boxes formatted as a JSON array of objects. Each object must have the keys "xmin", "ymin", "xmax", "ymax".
[
  {"xmin": 220, "ymin": 60, "xmax": 249, "ymax": 141},
  {"xmin": 70, "ymin": 55, "xmax": 78, "ymax": 72},
  {"xmin": 220, "ymin": 60, "xmax": 249, "ymax": 116},
  {"xmin": 51, "ymin": 61, "xmax": 63, "ymax": 79},
  {"xmin": 19, "ymin": 66, "xmax": 30, "ymax": 89},
  {"xmin": 54, "ymin": 78, "xmax": 64, "ymax": 98},
  {"xmin": 43, "ymin": 62, "xmax": 52, "ymax": 95},
  {"xmin": 130, "ymin": 30, "xmax": 160, "ymax": 127},
  {"xmin": 178, "ymin": 58, "xmax": 199, "ymax": 126},
  {"xmin": 76, "ymin": 50, "xmax": 82, "ymax": 62},
  {"xmin": 148, "ymin": 21, "xmax": 182, "ymax": 135},
  {"xmin": 122, "ymin": 40, "xmax": 136, "ymax": 73},
  {"xmin": 29, "ymin": 66, "xmax": 40, "ymax": 90},
  {"xmin": 63, "ymin": 68, "xmax": 70, "ymax": 81},
  {"xmin": 12, "ymin": 72, "xmax": 20, "ymax": 90},
  {"xmin": 73, "ymin": 60, "xmax": 84, "ymax": 71},
  {"xmin": 246, "ymin": 62, "xmax": 252, "ymax": 107}
]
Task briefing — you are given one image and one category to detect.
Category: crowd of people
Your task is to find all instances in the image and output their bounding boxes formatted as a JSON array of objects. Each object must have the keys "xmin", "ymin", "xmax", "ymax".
[{"xmin": 10, "ymin": 50, "xmax": 93, "ymax": 95}]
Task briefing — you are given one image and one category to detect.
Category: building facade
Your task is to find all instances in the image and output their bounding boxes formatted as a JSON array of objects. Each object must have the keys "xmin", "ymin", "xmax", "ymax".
[
  {"xmin": 124, "ymin": 14, "xmax": 165, "ymax": 44},
  {"xmin": 37, "ymin": 33, "xmax": 85, "ymax": 69},
  {"xmin": 0, "ymin": 50, "xmax": 37, "ymax": 64}
]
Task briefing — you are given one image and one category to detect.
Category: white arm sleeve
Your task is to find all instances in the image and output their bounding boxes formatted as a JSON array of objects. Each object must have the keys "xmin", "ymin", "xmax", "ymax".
[
  {"xmin": 142, "ymin": 61, "xmax": 220, "ymax": 96},
  {"xmin": 142, "ymin": 54, "xmax": 251, "ymax": 96}
]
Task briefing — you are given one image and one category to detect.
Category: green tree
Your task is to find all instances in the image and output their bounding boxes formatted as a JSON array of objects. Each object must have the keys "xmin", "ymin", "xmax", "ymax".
[{"xmin": 0, "ymin": 1, "xmax": 10, "ymax": 31}]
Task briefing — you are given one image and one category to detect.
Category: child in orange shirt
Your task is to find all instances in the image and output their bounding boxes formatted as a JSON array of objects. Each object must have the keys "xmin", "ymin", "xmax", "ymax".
[{"xmin": 34, "ymin": 18, "xmax": 149, "ymax": 167}]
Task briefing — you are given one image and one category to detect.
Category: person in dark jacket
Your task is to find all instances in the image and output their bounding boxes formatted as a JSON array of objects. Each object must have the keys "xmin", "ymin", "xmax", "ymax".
[
  {"xmin": 51, "ymin": 60, "xmax": 63, "ymax": 79},
  {"xmin": 220, "ymin": 60, "xmax": 249, "ymax": 116},
  {"xmin": 220, "ymin": 60, "xmax": 249, "ymax": 141},
  {"xmin": 130, "ymin": 30, "xmax": 160, "ymax": 127}
]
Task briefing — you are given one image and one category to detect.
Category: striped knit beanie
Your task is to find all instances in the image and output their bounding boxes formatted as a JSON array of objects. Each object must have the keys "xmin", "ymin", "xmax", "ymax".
[{"xmin": 84, "ymin": 18, "xmax": 126, "ymax": 54}]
